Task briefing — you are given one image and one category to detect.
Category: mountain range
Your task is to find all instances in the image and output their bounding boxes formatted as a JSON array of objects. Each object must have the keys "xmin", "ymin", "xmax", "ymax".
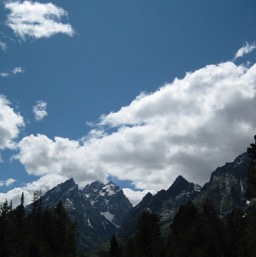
[{"xmin": 30, "ymin": 152, "xmax": 252, "ymax": 253}]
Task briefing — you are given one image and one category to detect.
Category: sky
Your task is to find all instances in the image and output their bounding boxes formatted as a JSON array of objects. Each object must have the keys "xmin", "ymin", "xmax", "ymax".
[{"xmin": 0, "ymin": 0, "xmax": 256, "ymax": 206}]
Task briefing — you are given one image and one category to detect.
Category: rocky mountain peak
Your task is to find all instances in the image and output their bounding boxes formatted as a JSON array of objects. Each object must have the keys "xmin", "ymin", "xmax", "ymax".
[
  {"xmin": 26, "ymin": 150, "xmax": 253, "ymax": 253},
  {"xmin": 60, "ymin": 178, "xmax": 77, "ymax": 191},
  {"xmin": 167, "ymin": 175, "xmax": 196, "ymax": 197},
  {"xmin": 33, "ymin": 179, "xmax": 132, "ymax": 252},
  {"xmin": 82, "ymin": 181, "xmax": 121, "ymax": 202}
]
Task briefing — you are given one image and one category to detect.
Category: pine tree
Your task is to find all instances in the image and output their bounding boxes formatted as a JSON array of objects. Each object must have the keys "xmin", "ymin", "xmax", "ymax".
[
  {"xmin": 123, "ymin": 237, "xmax": 136, "ymax": 257},
  {"xmin": 246, "ymin": 135, "xmax": 256, "ymax": 199},
  {"xmin": 226, "ymin": 209, "xmax": 247, "ymax": 257},
  {"xmin": 53, "ymin": 201, "xmax": 77, "ymax": 257},
  {"xmin": 110, "ymin": 235, "xmax": 120, "ymax": 257},
  {"xmin": 167, "ymin": 201, "xmax": 199, "ymax": 257},
  {"xmin": 200, "ymin": 198, "xmax": 227, "ymax": 257},
  {"xmin": 0, "ymin": 200, "xmax": 13, "ymax": 257},
  {"xmin": 134, "ymin": 210, "xmax": 162, "ymax": 257}
]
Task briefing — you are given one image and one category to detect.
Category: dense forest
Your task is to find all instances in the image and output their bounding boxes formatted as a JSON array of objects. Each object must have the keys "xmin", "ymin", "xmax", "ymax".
[
  {"xmin": 1, "ymin": 138, "xmax": 256, "ymax": 257},
  {"xmin": 0, "ymin": 193, "xmax": 77, "ymax": 257}
]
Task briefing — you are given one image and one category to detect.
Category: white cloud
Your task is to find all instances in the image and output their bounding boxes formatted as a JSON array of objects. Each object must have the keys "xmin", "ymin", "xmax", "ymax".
[
  {"xmin": 5, "ymin": 0, "xmax": 75, "ymax": 40},
  {"xmin": 6, "ymin": 178, "xmax": 16, "ymax": 187},
  {"xmin": 15, "ymin": 134, "xmax": 108, "ymax": 185},
  {"xmin": 234, "ymin": 42, "xmax": 256, "ymax": 60},
  {"xmin": 0, "ymin": 67, "xmax": 25, "ymax": 77},
  {"xmin": 123, "ymin": 188, "xmax": 149, "ymax": 206},
  {"xmin": 0, "ymin": 41, "xmax": 7, "ymax": 51},
  {"xmin": 13, "ymin": 60, "xmax": 256, "ymax": 206},
  {"xmin": 0, "ymin": 95, "xmax": 24, "ymax": 150},
  {"xmin": 0, "ymin": 174, "xmax": 67, "ymax": 207},
  {"xmin": 0, "ymin": 178, "xmax": 16, "ymax": 187},
  {"xmin": 33, "ymin": 100, "xmax": 48, "ymax": 121},
  {"xmin": 0, "ymin": 72, "xmax": 9, "ymax": 77},
  {"xmin": 12, "ymin": 66, "xmax": 24, "ymax": 74}
]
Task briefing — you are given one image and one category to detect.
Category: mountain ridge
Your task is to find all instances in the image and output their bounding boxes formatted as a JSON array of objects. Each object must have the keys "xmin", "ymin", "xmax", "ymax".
[{"xmin": 29, "ymin": 151, "xmax": 252, "ymax": 252}]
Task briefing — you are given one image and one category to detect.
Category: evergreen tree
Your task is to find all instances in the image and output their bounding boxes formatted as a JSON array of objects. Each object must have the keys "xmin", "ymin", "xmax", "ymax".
[
  {"xmin": 167, "ymin": 201, "xmax": 199, "ymax": 257},
  {"xmin": 110, "ymin": 235, "xmax": 120, "ymax": 257},
  {"xmin": 53, "ymin": 201, "xmax": 77, "ymax": 257},
  {"xmin": 0, "ymin": 196, "xmax": 77, "ymax": 257},
  {"xmin": 243, "ymin": 135, "xmax": 256, "ymax": 256},
  {"xmin": 200, "ymin": 198, "xmax": 227, "ymax": 257},
  {"xmin": 134, "ymin": 210, "xmax": 162, "ymax": 257},
  {"xmin": 167, "ymin": 200, "xmax": 227, "ymax": 257},
  {"xmin": 0, "ymin": 200, "xmax": 13, "ymax": 257},
  {"xmin": 246, "ymin": 135, "xmax": 256, "ymax": 199},
  {"xmin": 226, "ymin": 209, "xmax": 247, "ymax": 257},
  {"xmin": 123, "ymin": 237, "xmax": 136, "ymax": 257}
]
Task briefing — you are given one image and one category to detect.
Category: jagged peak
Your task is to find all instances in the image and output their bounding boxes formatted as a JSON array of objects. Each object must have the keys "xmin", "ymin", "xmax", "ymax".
[
  {"xmin": 102, "ymin": 182, "xmax": 120, "ymax": 195},
  {"xmin": 167, "ymin": 175, "xmax": 193, "ymax": 196},
  {"xmin": 207, "ymin": 152, "xmax": 252, "ymax": 184},
  {"xmin": 106, "ymin": 181, "xmax": 119, "ymax": 188},
  {"xmin": 82, "ymin": 181, "xmax": 122, "ymax": 201},
  {"xmin": 63, "ymin": 178, "xmax": 76, "ymax": 186},
  {"xmin": 171, "ymin": 175, "xmax": 190, "ymax": 188},
  {"xmin": 57, "ymin": 178, "xmax": 77, "ymax": 192},
  {"xmin": 233, "ymin": 152, "xmax": 251, "ymax": 166},
  {"xmin": 140, "ymin": 192, "xmax": 153, "ymax": 205},
  {"xmin": 83, "ymin": 181, "xmax": 103, "ymax": 194}
]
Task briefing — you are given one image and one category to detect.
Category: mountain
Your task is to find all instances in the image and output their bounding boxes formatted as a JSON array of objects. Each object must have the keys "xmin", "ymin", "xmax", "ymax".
[
  {"xmin": 28, "ymin": 179, "xmax": 132, "ymax": 252},
  {"xmin": 118, "ymin": 152, "xmax": 252, "ymax": 238},
  {"xmin": 118, "ymin": 175, "xmax": 202, "ymax": 238},
  {"xmin": 194, "ymin": 152, "xmax": 252, "ymax": 216},
  {"xmin": 27, "ymin": 152, "xmax": 252, "ymax": 253}
]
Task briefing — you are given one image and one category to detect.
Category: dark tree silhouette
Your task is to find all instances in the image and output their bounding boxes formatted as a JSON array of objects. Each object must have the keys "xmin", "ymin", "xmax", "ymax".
[
  {"xmin": 110, "ymin": 235, "xmax": 120, "ymax": 257},
  {"xmin": 135, "ymin": 210, "xmax": 162, "ymax": 257}
]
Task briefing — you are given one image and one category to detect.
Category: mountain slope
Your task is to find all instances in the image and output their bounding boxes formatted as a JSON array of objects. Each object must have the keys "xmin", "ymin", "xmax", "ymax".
[
  {"xmin": 118, "ymin": 152, "xmax": 251, "ymax": 238},
  {"xmin": 27, "ymin": 152, "xmax": 252, "ymax": 252},
  {"xmin": 29, "ymin": 179, "xmax": 132, "ymax": 252},
  {"xmin": 118, "ymin": 175, "xmax": 201, "ymax": 238},
  {"xmin": 195, "ymin": 152, "xmax": 251, "ymax": 216}
]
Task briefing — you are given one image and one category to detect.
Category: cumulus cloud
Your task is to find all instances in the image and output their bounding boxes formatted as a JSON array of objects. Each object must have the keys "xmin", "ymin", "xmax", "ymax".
[
  {"xmin": 0, "ymin": 95, "xmax": 24, "ymax": 150},
  {"xmin": 33, "ymin": 100, "xmax": 48, "ymax": 121},
  {"xmin": 13, "ymin": 60, "xmax": 256, "ymax": 207},
  {"xmin": 5, "ymin": 0, "xmax": 75, "ymax": 40},
  {"xmin": 15, "ymin": 134, "xmax": 107, "ymax": 184},
  {"xmin": 234, "ymin": 42, "xmax": 256, "ymax": 60}
]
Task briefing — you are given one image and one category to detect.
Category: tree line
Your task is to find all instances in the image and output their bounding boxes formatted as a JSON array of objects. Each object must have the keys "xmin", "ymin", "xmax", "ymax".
[
  {"xmin": 0, "ymin": 192, "xmax": 77, "ymax": 257},
  {"xmin": 96, "ymin": 199, "xmax": 256, "ymax": 257}
]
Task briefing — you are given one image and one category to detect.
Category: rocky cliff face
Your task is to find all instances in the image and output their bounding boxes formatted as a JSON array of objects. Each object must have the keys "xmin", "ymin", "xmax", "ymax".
[{"xmin": 196, "ymin": 152, "xmax": 251, "ymax": 216}]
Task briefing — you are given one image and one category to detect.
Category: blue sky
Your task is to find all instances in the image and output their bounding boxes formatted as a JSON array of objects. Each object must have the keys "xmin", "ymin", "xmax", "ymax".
[{"xmin": 0, "ymin": 0, "xmax": 256, "ymax": 206}]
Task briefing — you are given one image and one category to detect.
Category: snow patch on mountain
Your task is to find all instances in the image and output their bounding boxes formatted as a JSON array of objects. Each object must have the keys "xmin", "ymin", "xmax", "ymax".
[{"xmin": 101, "ymin": 211, "xmax": 115, "ymax": 224}]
